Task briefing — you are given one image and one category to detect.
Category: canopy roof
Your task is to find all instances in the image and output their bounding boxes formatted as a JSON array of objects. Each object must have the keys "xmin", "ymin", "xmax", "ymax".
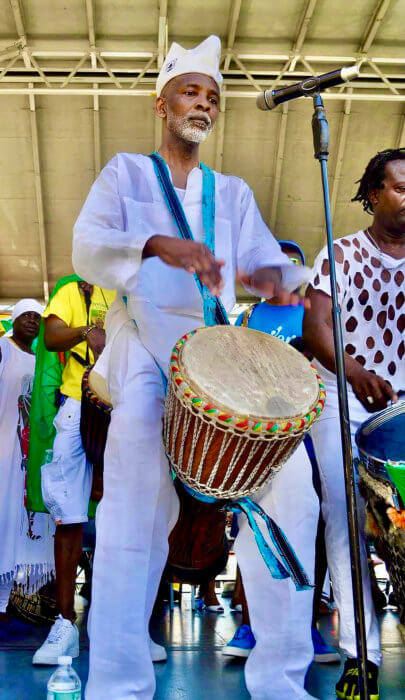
[{"xmin": 1, "ymin": 0, "xmax": 404, "ymax": 300}]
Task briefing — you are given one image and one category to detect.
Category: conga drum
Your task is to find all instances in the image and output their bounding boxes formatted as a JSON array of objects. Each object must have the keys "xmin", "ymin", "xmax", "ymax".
[{"xmin": 356, "ymin": 402, "xmax": 405, "ymax": 638}]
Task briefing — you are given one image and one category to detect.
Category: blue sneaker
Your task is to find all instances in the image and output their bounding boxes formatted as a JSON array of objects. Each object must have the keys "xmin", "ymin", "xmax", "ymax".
[
  {"xmin": 312, "ymin": 626, "xmax": 340, "ymax": 663},
  {"xmin": 222, "ymin": 624, "xmax": 256, "ymax": 658}
]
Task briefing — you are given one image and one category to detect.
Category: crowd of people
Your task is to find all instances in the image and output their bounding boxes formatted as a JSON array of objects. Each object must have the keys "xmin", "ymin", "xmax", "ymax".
[{"xmin": 1, "ymin": 33, "xmax": 404, "ymax": 700}]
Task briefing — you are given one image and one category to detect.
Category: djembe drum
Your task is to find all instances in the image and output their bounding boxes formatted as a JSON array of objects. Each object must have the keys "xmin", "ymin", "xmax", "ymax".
[
  {"xmin": 163, "ymin": 325, "xmax": 325, "ymax": 582},
  {"xmin": 356, "ymin": 402, "xmax": 405, "ymax": 642},
  {"xmin": 164, "ymin": 325, "xmax": 325, "ymax": 499}
]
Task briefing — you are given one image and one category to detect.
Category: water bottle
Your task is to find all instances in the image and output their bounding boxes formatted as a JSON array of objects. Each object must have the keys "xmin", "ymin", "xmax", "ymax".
[{"xmin": 47, "ymin": 656, "xmax": 81, "ymax": 700}]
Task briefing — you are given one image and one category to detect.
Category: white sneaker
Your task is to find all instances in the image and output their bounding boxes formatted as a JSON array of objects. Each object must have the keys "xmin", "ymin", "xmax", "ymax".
[
  {"xmin": 32, "ymin": 614, "xmax": 79, "ymax": 665},
  {"xmin": 149, "ymin": 638, "xmax": 167, "ymax": 662}
]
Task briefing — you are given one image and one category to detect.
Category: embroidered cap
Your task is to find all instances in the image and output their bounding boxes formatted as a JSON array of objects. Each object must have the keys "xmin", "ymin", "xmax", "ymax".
[{"xmin": 156, "ymin": 35, "xmax": 223, "ymax": 97}]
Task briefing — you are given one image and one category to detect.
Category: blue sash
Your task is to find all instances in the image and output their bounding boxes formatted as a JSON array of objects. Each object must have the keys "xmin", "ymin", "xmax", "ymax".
[
  {"xmin": 149, "ymin": 152, "xmax": 311, "ymax": 591},
  {"xmin": 149, "ymin": 152, "xmax": 229, "ymax": 327}
]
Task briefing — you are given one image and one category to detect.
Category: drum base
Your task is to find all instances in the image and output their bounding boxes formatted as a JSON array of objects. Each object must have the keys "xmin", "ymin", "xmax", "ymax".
[{"xmin": 165, "ymin": 480, "xmax": 229, "ymax": 585}]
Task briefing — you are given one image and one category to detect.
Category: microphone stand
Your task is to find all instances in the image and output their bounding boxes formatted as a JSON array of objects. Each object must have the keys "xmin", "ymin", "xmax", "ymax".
[{"xmin": 311, "ymin": 93, "xmax": 369, "ymax": 700}]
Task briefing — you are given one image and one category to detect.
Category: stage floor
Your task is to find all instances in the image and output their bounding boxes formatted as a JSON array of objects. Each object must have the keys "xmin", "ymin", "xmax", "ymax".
[{"xmin": 1, "ymin": 591, "xmax": 404, "ymax": 699}]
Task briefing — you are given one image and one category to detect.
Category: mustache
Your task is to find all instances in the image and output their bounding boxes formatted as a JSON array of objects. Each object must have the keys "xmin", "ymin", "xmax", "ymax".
[{"xmin": 187, "ymin": 113, "xmax": 212, "ymax": 127}]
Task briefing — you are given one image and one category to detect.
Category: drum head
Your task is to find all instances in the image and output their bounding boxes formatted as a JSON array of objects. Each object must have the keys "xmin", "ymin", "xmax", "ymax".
[
  {"xmin": 356, "ymin": 401, "xmax": 405, "ymax": 464},
  {"xmin": 88, "ymin": 369, "xmax": 111, "ymax": 406},
  {"xmin": 180, "ymin": 325, "xmax": 319, "ymax": 421}
]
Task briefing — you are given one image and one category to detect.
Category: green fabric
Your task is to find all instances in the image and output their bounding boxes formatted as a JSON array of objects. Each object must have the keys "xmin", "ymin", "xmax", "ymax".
[
  {"xmin": 27, "ymin": 274, "xmax": 82, "ymax": 513},
  {"xmin": 385, "ymin": 461, "xmax": 405, "ymax": 508}
]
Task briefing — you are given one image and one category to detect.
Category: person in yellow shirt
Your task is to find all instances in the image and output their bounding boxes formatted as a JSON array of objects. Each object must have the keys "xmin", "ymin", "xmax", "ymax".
[{"xmin": 33, "ymin": 280, "xmax": 115, "ymax": 665}]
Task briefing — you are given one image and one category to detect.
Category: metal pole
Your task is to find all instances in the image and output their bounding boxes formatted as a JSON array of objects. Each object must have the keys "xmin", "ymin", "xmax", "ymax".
[{"xmin": 311, "ymin": 93, "xmax": 369, "ymax": 700}]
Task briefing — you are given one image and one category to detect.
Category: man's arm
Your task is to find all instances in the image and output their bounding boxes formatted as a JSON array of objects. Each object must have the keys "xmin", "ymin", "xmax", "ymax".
[
  {"xmin": 44, "ymin": 315, "xmax": 105, "ymax": 359},
  {"xmin": 303, "ymin": 286, "xmax": 395, "ymax": 412}
]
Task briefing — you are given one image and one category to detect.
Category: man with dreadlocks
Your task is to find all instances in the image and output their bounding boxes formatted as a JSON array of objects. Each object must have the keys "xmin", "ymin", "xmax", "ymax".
[{"xmin": 303, "ymin": 147, "xmax": 405, "ymax": 699}]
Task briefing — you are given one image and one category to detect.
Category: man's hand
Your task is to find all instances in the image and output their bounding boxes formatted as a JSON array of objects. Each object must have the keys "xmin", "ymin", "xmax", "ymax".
[
  {"xmin": 238, "ymin": 267, "xmax": 310, "ymax": 308},
  {"xmin": 143, "ymin": 235, "xmax": 224, "ymax": 296},
  {"xmin": 86, "ymin": 327, "xmax": 106, "ymax": 360},
  {"xmin": 347, "ymin": 363, "xmax": 397, "ymax": 412}
]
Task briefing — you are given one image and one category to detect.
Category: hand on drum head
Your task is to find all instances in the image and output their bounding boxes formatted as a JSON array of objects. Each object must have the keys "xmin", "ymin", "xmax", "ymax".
[
  {"xmin": 143, "ymin": 235, "xmax": 224, "ymax": 296},
  {"xmin": 237, "ymin": 267, "xmax": 310, "ymax": 308},
  {"xmin": 86, "ymin": 326, "xmax": 106, "ymax": 360},
  {"xmin": 347, "ymin": 364, "xmax": 398, "ymax": 412}
]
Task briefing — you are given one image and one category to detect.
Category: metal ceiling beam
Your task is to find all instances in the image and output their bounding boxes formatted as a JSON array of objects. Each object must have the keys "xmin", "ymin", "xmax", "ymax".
[
  {"xmin": 289, "ymin": 0, "xmax": 319, "ymax": 71},
  {"xmin": 396, "ymin": 112, "xmax": 405, "ymax": 148},
  {"xmin": 359, "ymin": 0, "xmax": 392, "ymax": 55},
  {"xmin": 214, "ymin": 94, "xmax": 226, "ymax": 172},
  {"xmin": 8, "ymin": 0, "xmax": 30, "ymax": 68},
  {"xmin": 28, "ymin": 84, "xmax": 49, "ymax": 302},
  {"xmin": 224, "ymin": 0, "xmax": 242, "ymax": 71},
  {"xmin": 85, "ymin": 0, "xmax": 97, "ymax": 69},
  {"xmin": 330, "ymin": 90, "xmax": 352, "ymax": 222},
  {"xmin": 157, "ymin": 0, "xmax": 168, "ymax": 70},
  {"xmin": 1, "ymin": 86, "xmax": 404, "ymax": 101},
  {"xmin": 229, "ymin": 53, "xmax": 262, "ymax": 92},
  {"xmin": 269, "ymin": 103, "xmax": 289, "ymax": 231},
  {"xmin": 1, "ymin": 48, "xmax": 405, "ymax": 66}
]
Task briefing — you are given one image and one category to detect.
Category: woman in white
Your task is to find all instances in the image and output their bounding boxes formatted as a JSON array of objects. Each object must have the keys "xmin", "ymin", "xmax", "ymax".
[{"xmin": 0, "ymin": 300, "xmax": 55, "ymax": 618}]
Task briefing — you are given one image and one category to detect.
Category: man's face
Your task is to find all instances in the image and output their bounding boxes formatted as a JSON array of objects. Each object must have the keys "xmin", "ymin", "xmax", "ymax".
[
  {"xmin": 157, "ymin": 73, "xmax": 219, "ymax": 144},
  {"xmin": 13, "ymin": 311, "xmax": 41, "ymax": 342},
  {"xmin": 370, "ymin": 160, "xmax": 405, "ymax": 236}
]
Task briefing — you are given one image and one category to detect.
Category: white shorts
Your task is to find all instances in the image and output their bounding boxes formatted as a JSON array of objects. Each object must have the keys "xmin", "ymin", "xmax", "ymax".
[{"xmin": 41, "ymin": 397, "xmax": 93, "ymax": 525}]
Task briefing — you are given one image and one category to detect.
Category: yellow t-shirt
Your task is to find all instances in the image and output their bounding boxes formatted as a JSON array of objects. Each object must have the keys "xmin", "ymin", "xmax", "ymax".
[{"xmin": 42, "ymin": 282, "xmax": 116, "ymax": 401}]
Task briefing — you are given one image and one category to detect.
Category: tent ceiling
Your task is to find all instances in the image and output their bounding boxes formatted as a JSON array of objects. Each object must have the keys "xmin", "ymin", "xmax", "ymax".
[{"xmin": 0, "ymin": 0, "xmax": 404, "ymax": 301}]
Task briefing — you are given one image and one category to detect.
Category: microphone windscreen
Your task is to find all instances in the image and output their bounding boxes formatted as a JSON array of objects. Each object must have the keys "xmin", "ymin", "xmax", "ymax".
[{"xmin": 256, "ymin": 91, "xmax": 271, "ymax": 111}]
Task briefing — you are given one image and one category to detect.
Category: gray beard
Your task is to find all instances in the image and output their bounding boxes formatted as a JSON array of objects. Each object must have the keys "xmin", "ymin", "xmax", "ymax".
[{"xmin": 167, "ymin": 113, "xmax": 212, "ymax": 144}]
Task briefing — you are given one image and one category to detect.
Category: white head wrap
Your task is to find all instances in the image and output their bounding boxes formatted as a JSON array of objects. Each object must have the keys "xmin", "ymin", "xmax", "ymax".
[
  {"xmin": 11, "ymin": 298, "xmax": 44, "ymax": 322},
  {"xmin": 156, "ymin": 35, "xmax": 222, "ymax": 97}
]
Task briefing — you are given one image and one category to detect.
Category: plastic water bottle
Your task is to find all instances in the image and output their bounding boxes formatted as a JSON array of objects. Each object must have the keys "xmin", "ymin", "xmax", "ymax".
[{"xmin": 47, "ymin": 656, "xmax": 81, "ymax": 700}]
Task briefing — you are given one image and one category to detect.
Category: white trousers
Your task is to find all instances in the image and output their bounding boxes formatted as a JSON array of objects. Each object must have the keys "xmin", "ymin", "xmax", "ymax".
[
  {"xmin": 86, "ymin": 321, "xmax": 318, "ymax": 700},
  {"xmin": 310, "ymin": 381, "xmax": 381, "ymax": 666}
]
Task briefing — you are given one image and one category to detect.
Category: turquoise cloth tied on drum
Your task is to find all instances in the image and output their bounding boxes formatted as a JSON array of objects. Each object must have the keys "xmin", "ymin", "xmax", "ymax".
[{"xmin": 149, "ymin": 152, "xmax": 311, "ymax": 591}]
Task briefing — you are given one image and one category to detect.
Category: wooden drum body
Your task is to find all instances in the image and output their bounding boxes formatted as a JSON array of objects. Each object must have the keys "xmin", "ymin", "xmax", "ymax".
[
  {"xmin": 80, "ymin": 367, "xmax": 112, "ymax": 502},
  {"xmin": 164, "ymin": 325, "xmax": 325, "ymax": 501}
]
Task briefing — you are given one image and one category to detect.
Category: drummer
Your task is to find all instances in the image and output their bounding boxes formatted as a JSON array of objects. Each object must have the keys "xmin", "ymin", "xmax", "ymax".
[
  {"xmin": 31, "ymin": 278, "xmax": 115, "ymax": 665},
  {"xmin": 304, "ymin": 147, "xmax": 405, "ymax": 700},
  {"xmin": 73, "ymin": 35, "xmax": 319, "ymax": 699}
]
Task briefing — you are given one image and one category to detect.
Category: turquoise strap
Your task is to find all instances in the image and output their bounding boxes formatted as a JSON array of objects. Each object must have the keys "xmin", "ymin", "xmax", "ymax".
[
  {"xmin": 149, "ymin": 152, "xmax": 229, "ymax": 327},
  {"xmin": 229, "ymin": 498, "xmax": 312, "ymax": 591}
]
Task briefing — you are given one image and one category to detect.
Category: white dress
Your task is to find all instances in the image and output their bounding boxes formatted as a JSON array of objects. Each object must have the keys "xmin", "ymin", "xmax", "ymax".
[{"xmin": 0, "ymin": 337, "xmax": 55, "ymax": 609}]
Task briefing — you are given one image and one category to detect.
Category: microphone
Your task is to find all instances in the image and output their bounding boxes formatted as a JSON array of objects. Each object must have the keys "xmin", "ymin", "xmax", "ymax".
[{"xmin": 256, "ymin": 65, "xmax": 359, "ymax": 111}]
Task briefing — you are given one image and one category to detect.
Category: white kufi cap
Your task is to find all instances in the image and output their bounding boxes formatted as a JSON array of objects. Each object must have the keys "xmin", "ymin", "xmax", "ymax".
[
  {"xmin": 12, "ymin": 298, "xmax": 44, "ymax": 322},
  {"xmin": 156, "ymin": 35, "xmax": 222, "ymax": 97}
]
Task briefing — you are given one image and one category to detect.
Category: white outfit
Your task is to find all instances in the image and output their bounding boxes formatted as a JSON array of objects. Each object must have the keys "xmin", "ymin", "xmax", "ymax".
[
  {"xmin": 41, "ymin": 397, "xmax": 92, "ymax": 525},
  {"xmin": 310, "ymin": 383, "xmax": 381, "ymax": 665},
  {"xmin": 73, "ymin": 152, "xmax": 318, "ymax": 699},
  {"xmin": 0, "ymin": 337, "xmax": 54, "ymax": 610},
  {"xmin": 309, "ymin": 230, "xmax": 405, "ymax": 666}
]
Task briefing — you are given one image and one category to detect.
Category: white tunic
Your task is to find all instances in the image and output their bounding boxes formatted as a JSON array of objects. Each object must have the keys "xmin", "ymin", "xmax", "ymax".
[
  {"xmin": 0, "ymin": 337, "xmax": 55, "ymax": 591},
  {"xmin": 73, "ymin": 153, "xmax": 309, "ymax": 371}
]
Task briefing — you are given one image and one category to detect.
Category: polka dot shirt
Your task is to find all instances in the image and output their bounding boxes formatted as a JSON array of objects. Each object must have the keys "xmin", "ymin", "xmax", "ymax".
[{"xmin": 310, "ymin": 230, "xmax": 405, "ymax": 389}]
